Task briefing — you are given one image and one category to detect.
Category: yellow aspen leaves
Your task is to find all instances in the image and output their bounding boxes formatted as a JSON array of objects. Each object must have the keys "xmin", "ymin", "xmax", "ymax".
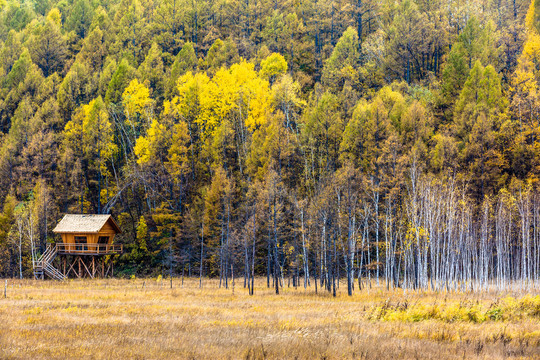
[
  {"xmin": 122, "ymin": 79, "xmax": 152, "ymax": 120},
  {"xmin": 260, "ymin": 53, "xmax": 287, "ymax": 82},
  {"xmin": 134, "ymin": 119, "xmax": 166, "ymax": 165},
  {"xmin": 175, "ymin": 61, "xmax": 271, "ymax": 137}
]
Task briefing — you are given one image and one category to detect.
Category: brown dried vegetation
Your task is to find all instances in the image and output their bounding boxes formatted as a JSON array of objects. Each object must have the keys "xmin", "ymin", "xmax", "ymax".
[{"xmin": 0, "ymin": 278, "xmax": 539, "ymax": 359}]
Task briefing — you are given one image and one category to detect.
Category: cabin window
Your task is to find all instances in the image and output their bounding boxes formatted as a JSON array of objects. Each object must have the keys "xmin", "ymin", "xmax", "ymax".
[
  {"xmin": 98, "ymin": 236, "xmax": 109, "ymax": 244},
  {"xmin": 74, "ymin": 236, "xmax": 87, "ymax": 243}
]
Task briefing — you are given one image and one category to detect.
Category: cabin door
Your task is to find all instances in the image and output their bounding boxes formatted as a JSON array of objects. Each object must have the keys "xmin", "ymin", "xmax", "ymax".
[{"xmin": 98, "ymin": 236, "xmax": 109, "ymax": 252}]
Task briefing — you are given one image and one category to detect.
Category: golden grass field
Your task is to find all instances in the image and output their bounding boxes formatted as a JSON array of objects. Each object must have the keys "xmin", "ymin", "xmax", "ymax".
[{"xmin": 0, "ymin": 278, "xmax": 539, "ymax": 359}]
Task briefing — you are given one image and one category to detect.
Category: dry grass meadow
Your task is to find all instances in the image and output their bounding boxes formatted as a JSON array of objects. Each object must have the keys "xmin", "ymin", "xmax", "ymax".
[{"xmin": 0, "ymin": 278, "xmax": 539, "ymax": 359}]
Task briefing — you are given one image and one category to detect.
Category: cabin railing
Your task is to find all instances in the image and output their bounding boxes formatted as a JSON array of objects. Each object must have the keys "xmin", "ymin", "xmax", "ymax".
[{"xmin": 56, "ymin": 243, "xmax": 123, "ymax": 255}]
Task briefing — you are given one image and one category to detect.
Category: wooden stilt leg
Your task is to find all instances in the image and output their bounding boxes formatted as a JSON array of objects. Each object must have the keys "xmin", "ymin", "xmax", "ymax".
[
  {"xmin": 80, "ymin": 258, "xmax": 92, "ymax": 278},
  {"xmin": 67, "ymin": 257, "xmax": 78, "ymax": 277},
  {"xmin": 78, "ymin": 257, "xmax": 82, "ymax": 278}
]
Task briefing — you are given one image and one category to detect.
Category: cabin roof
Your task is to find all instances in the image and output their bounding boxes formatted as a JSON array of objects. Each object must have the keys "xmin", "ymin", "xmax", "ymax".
[{"xmin": 53, "ymin": 214, "xmax": 121, "ymax": 234}]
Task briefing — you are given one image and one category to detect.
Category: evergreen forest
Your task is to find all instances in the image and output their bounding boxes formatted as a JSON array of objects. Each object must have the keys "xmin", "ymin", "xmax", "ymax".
[{"xmin": 1, "ymin": 0, "xmax": 540, "ymax": 293}]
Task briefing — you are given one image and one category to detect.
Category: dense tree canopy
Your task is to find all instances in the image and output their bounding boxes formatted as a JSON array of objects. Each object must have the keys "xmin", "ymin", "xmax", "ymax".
[{"xmin": 0, "ymin": 0, "xmax": 539, "ymax": 293}]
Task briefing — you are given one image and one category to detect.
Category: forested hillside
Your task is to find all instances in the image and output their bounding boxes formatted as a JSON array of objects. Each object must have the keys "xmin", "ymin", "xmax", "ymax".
[{"xmin": 0, "ymin": 0, "xmax": 539, "ymax": 292}]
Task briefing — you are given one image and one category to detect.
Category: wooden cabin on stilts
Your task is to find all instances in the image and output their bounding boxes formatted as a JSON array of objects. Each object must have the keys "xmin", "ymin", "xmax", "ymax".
[{"xmin": 33, "ymin": 214, "xmax": 122, "ymax": 280}]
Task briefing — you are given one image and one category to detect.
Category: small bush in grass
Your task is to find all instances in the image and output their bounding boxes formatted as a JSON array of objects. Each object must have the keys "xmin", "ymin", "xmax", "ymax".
[
  {"xmin": 517, "ymin": 295, "xmax": 540, "ymax": 317},
  {"xmin": 485, "ymin": 307, "xmax": 502, "ymax": 321}
]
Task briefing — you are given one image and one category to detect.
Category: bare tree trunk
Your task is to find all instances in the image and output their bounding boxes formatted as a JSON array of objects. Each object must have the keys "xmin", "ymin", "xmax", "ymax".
[{"xmin": 199, "ymin": 221, "xmax": 204, "ymax": 288}]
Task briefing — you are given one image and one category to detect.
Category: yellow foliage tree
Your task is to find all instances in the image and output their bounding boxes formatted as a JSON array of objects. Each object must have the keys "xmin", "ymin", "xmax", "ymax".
[
  {"xmin": 122, "ymin": 79, "xmax": 154, "ymax": 135},
  {"xmin": 509, "ymin": 0, "xmax": 540, "ymax": 179},
  {"xmin": 171, "ymin": 61, "xmax": 272, "ymax": 172},
  {"xmin": 134, "ymin": 119, "xmax": 167, "ymax": 165}
]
